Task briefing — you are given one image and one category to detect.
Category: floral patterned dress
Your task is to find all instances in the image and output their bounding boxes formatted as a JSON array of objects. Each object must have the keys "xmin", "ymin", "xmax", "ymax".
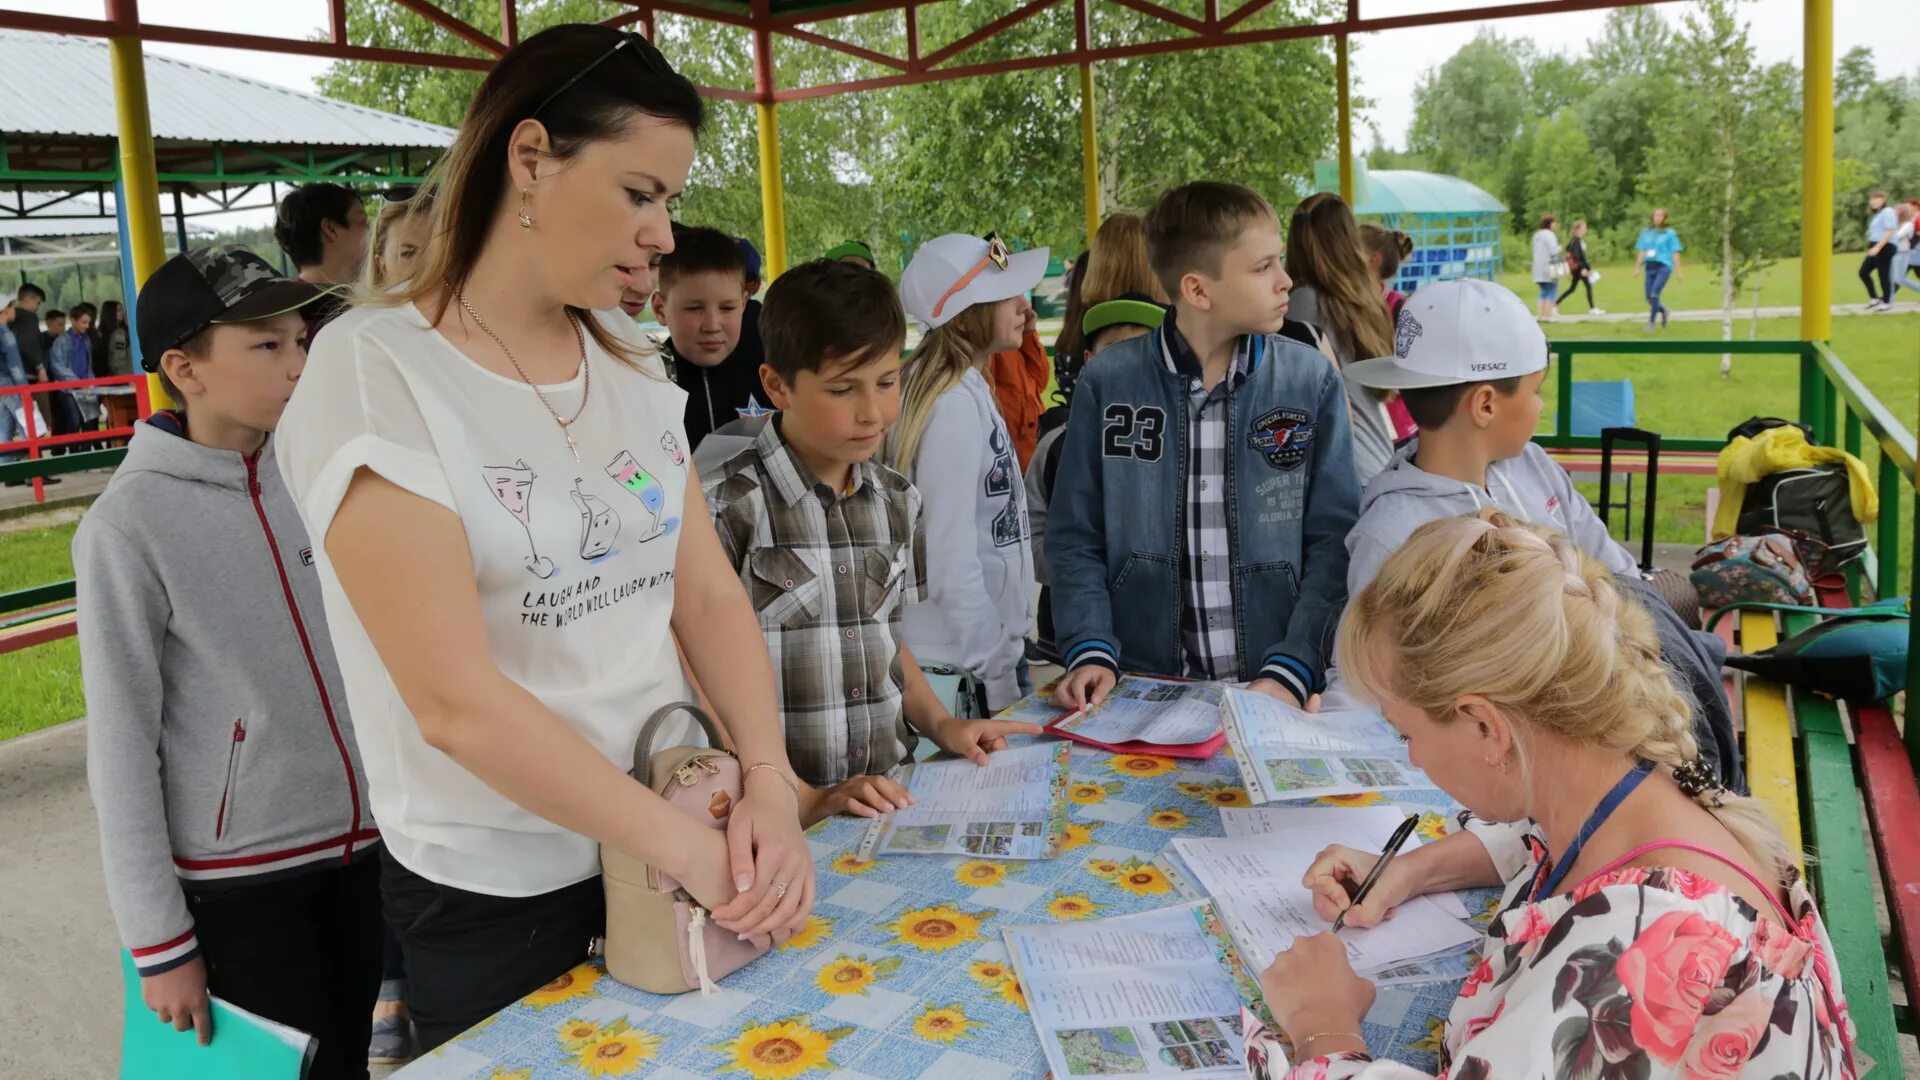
[{"xmin": 1250, "ymin": 819, "xmax": 1858, "ymax": 1080}]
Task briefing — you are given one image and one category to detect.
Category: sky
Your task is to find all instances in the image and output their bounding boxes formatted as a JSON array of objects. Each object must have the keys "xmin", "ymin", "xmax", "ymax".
[{"xmin": 0, "ymin": 0, "xmax": 1911, "ymax": 227}]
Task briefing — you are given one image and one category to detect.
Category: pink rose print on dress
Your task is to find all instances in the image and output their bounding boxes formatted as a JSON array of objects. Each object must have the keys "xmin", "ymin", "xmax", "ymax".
[
  {"xmin": 1680, "ymin": 986, "xmax": 1770, "ymax": 1080},
  {"xmin": 1749, "ymin": 915, "xmax": 1813, "ymax": 979},
  {"xmin": 1507, "ymin": 904, "xmax": 1555, "ymax": 961},
  {"xmin": 1614, "ymin": 910, "xmax": 1742, "ymax": 1062},
  {"xmin": 1458, "ymin": 957, "xmax": 1494, "ymax": 999}
]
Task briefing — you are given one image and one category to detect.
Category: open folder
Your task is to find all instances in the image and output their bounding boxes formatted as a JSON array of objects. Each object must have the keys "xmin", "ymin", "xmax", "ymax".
[
  {"xmin": 1044, "ymin": 675, "xmax": 1229, "ymax": 759},
  {"xmin": 118, "ymin": 952, "xmax": 315, "ymax": 1079}
]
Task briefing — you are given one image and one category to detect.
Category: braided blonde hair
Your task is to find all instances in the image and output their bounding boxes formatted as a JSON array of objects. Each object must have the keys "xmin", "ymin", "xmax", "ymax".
[{"xmin": 1338, "ymin": 510, "xmax": 1794, "ymax": 885}]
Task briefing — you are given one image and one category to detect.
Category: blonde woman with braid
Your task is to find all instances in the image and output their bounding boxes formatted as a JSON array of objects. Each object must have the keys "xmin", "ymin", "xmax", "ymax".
[
  {"xmin": 889, "ymin": 232, "xmax": 1046, "ymax": 711},
  {"xmin": 1248, "ymin": 511, "xmax": 1858, "ymax": 1080}
]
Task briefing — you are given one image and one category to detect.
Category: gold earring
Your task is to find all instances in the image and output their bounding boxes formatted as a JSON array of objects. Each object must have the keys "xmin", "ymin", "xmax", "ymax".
[
  {"xmin": 518, "ymin": 188, "xmax": 533, "ymax": 230},
  {"xmin": 1487, "ymin": 757, "xmax": 1509, "ymax": 773}
]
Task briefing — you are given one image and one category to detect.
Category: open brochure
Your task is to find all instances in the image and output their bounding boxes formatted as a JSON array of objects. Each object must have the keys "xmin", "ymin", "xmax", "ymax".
[
  {"xmin": 1218, "ymin": 688, "xmax": 1431, "ymax": 803},
  {"xmin": 1170, "ymin": 828, "xmax": 1480, "ymax": 978},
  {"xmin": 1048, "ymin": 676, "xmax": 1228, "ymax": 758},
  {"xmin": 856, "ymin": 741, "xmax": 1071, "ymax": 860},
  {"xmin": 1005, "ymin": 902, "xmax": 1262, "ymax": 1079}
]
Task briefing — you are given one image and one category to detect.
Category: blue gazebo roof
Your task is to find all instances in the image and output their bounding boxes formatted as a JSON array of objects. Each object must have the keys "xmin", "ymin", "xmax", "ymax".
[{"xmin": 1312, "ymin": 160, "xmax": 1507, "ymax": 217}]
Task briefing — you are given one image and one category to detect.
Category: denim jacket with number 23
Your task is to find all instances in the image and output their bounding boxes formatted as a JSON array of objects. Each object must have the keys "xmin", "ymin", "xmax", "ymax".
[{"xmin": 1046, "ymin": 328, "xmax": 1360, "ymax": 691}]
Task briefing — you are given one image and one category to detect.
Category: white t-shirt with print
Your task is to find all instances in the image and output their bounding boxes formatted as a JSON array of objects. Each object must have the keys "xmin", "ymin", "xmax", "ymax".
[{"xmin": 277, "ymin": 302, "xmax": 697, "ymax": 897}]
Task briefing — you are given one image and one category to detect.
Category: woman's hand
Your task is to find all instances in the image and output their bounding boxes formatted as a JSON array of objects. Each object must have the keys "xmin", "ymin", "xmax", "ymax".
[
  {"xmin": 711, "ymin": 772, "xmax": 815, "ymax": 940},
  {"xmin": 1301, "ymin": 843, "xmax": 1422, "ymax": 928},
  {"xmin": 1260, "ymin": 934, "xmax": 1374, "ymax": 1058}
]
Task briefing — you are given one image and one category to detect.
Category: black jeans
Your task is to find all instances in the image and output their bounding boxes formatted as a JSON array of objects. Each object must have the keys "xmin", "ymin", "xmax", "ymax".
[
  {"xmin": 186, "ymin": 853, "xmax": 385, "ymax": 1080},
  {"xmin": 379, "ymin": 850, "xmax": 604, "ymax": 1051},
  {"xmin": 1861, "ymin": 246, "xmax": 1896, "ymax": 301},
  {"xmin": 1557, "ymin": 268, "xmax": 1595, "ymax": 309}
]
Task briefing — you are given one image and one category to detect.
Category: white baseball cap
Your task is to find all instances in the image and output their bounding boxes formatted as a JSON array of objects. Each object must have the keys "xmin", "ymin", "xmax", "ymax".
[
  {"xmin": 900, "ymin": 232, "xmax": 1049, "ymax": 332},
  {"xmin": 1346, "ymin": 278, "xmax": 1549, "ymax": 390}
]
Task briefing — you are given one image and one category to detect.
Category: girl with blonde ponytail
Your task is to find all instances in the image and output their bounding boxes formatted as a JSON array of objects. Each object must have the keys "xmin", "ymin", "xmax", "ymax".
[
  {"xmin": 1246, "ymin": 511, "xmax": 1858, "ymax": 1080},
  {"xmin": 889, "ymin": 233, "xmax": 1048, "ymax": 711}
]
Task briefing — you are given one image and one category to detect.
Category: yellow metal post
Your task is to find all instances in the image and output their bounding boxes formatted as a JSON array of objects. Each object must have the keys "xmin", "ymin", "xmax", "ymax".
[
  {"xmin": 755, "ymin": 101, "xmax": 788, "ymax": 280},
  {"xmin": 1799, "ymin": 0, "xmax": 1832, "ymax": 343},
  {"xmin": 109, "ymin": 27, "xmax": 170, "ymax": 406},
  {"xmin": 1335, "ymin": 34, "xmax": 1353, "ymax": 204},
  {"xmin": 1080, "ymin": 61, "xmax": 1101, "ymax": 245}
]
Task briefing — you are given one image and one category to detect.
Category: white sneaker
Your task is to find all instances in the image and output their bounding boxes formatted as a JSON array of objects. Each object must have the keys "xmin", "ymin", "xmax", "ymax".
[{"xmin": 1591, "ymin": 308, "xmax": 1607, "ymax": 315}]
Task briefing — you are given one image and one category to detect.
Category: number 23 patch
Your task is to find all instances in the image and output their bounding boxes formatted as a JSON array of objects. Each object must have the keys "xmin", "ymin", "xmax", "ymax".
[
  {"xmin": 1102, "ymin": 404, "xmax": 1166, "ymax": 462},
  {"xmin": 1247, "ymin": 407, "xmax": 1314, "ymax": 470}
]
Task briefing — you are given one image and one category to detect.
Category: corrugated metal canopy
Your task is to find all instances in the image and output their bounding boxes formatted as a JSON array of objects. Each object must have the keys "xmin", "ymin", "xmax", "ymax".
[
  {"xmin": 0, "ymin": 216, "xmax": 212, "ymax": 239},
  {"xmin": 1358, "ymin": 171, "xmax": 1507, "ymax": 217},
  {"xmin": 0, "ymin": 30, "xmax": 451, "ymax": 148}
]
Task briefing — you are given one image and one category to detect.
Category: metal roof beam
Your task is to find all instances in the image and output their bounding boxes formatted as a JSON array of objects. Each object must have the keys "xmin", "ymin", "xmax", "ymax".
[
  {"xmin": 774, "ymin": 24, "xmax": 909, "ymax": 71},
  {"xmin": 387, "ymin": 0, "xmax": 507, "ymax": 57},
  {"xmin": 1102, "ymin": 0, "xmax": 1208, "ymax": 35},
  {"xmin": 920, "ymin": 0, "xmax": 1063, "ymax": 70}
]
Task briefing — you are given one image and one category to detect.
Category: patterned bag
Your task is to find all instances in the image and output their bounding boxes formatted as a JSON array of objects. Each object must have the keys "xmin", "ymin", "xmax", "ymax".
[{"xmin": 1689, "ymin": 534, "xmax": 1814, "ymax": 609}]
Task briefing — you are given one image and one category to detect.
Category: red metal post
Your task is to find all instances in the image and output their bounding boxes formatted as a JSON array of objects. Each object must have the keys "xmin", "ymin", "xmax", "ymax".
[
  {"xmin": 329, "ymin": 0, "xmax": 347, "ymax": 44},
  {"xmin": 500, "ymin": 0, "xmax": 518, "ymax": 46},
  {"xmin": 905, "ymin": 3, "xmax": 919, "ymax": 69}
]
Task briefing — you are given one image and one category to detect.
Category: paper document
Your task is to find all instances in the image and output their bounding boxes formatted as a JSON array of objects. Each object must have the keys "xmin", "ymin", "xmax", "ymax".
[
  {"xmin": 1006, "ymin": 903, "xmax": 1258, "ymax": 1078},
  {"xmin": 1171, "ymin": 831, "xmax": 1480, "ymax": 976},
  {"xmin": 1219, "ymin": 806, "xmax": 1470, "ymax": 919},
  {"xmin": 1055, "ymin": 677, "xmax": 1226, "ymax": 747},
  {"xmin": 857, "ymin": 742, "xmax": 1071, "ymax": 859},
  {"xmin": 1219, "ymin": 689, "xmax": 1431, "ymax": 803}
]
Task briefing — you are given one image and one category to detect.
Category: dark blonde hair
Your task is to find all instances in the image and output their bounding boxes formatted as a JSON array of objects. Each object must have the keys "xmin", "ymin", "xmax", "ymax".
[
  {"xmin": 1340, "ymin": 511, "xmax": 1795, "ymax": 884},
  {"xmin": 366, "ymin": 190, "xmax": 435, "ymax": 289},
  {"xmin": 1286, "ymin": 193, "xmax": 1392, "ymax": 363},
  {"xmin": 883, "ymin": 303, "xmax": 998, "ymax": 477},
  {"xmin": 364, "ymin": 25, "xmax": 702, "ymax": 369},
  {"xmin": 1358, "ymin": 223, "xmax": 1413, "ymax": 282},
  {"xmin": 1083, "ymin": 213, "xmax": 1169, "ymax": 306}
]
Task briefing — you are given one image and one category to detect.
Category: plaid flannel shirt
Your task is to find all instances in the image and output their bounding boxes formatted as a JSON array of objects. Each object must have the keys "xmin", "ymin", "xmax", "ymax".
[
  {"xmin": 1156, "ymin": 318, "xmax": 1316, "ymax": 703},
  {"xmin": 704, "ymin": 419, "xmax": 927, "ymax": 787}
]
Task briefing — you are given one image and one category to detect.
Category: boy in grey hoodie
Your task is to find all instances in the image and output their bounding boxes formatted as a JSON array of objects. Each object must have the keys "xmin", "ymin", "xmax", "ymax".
[
  {"xmin": 1343, "ymin": 278, "xmax": 1741, "ymax": 791},
  {"xmin": 76, "ymin": 247, "xmax": 380, "ymax": 1078}
]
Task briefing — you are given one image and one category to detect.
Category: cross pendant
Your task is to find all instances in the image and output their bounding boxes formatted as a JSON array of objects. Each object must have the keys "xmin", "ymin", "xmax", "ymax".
[{"xmin": 564, "ymin": 430, "xmax": 579, "ymax": 462}]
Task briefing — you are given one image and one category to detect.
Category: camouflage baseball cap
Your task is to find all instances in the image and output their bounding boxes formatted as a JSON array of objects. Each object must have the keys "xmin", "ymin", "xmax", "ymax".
[{"xmin": 137, "ymin": 245, "xmax": 327, "ymax": 370}]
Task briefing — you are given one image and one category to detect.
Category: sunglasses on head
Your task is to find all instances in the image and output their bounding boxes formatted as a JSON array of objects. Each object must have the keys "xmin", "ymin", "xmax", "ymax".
[
  {"xmin": 531, "ymin": 32, "xmax": 674, "ymax": 119},
  {"xmin": 930, "ymin": 231, "xmax": 1015, "ymax": 320}
]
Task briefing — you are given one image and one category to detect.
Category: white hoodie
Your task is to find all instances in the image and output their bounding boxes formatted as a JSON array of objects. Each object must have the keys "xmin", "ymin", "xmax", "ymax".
[{"xmin": 901, "ymin": 368, "xmax": 1034, "ymax": 710}]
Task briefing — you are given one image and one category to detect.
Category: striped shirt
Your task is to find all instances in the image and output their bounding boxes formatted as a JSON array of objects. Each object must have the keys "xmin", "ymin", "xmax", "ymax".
[{"xmin": 704, "ymin": 418, "xmax": 926, "ymax": 787}]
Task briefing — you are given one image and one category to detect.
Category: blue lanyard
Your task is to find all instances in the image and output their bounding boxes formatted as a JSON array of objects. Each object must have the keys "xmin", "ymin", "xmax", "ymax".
[{"xmin": 1531, "ymin": 759, "xmax": 1657, "ymax": 899}]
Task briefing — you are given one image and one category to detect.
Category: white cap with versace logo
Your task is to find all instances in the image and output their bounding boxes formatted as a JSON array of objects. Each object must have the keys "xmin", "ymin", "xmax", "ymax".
[{"xmin": 1345, "ymin": 277, "xmax": 1550, "ymax": 390}]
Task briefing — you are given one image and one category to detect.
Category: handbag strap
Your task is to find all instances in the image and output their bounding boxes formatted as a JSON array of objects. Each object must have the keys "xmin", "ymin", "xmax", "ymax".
[
  {"xmin": 631, "ymin": 701, "xmax": 729, "ymax": 778},
  {"xmin": 1705, "ymin": 599, "xmax": 1910, "ymax": 633}
]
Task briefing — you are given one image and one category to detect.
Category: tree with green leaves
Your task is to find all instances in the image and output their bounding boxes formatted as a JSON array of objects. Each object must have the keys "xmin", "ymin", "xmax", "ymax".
[
  {"xmin": 1523, "ymin": 113, "xmax": 1617, "ymax": 242},
  {"xmin": 1643, "ymin": 0, "xmax": 1798, "ymax": 365},
  {"xmin": 1408, "ymin": 30, "xmax": 1531, "ymax": 180}
]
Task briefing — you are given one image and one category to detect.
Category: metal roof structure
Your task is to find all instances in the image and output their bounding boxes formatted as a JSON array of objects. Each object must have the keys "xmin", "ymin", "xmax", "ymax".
[
  {"xmin": 1355, "ymin": 170, "xmax": 1507, "ymax": 217},
  {"xmin": 0, "ymin": 29, "xmax": 451, "ymax": 219}
]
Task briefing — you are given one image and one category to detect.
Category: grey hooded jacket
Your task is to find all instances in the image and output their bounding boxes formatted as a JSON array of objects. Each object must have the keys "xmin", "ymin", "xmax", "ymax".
[{"xmin": 76, "ymin": 416, "xmax": 375, "ymax": 976}]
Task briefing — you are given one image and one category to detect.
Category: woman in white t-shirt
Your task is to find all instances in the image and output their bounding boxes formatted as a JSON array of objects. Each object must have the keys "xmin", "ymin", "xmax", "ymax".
[{"xmin": 276, "ymin": 26, "xmax": 814, "ymax": 1049}]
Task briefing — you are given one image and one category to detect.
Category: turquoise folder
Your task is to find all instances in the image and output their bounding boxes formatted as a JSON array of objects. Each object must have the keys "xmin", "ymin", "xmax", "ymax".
[{"xmin": 118, "ymin": 952, "xmax": 314, "ymax": 1079}]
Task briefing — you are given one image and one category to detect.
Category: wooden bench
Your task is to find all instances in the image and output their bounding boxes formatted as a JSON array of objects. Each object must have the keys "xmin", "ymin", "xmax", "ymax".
[
  {"xmin": 0, "ymin": 600, "xmax": 77, "ymax": 655},
  {"xmin": 1723, "ymin": 584, "xmax": 1918, "ymax": 1068},
  {"xmin": 1546, "ymin": 446, "xmax": 1721, "ymax": 478}
]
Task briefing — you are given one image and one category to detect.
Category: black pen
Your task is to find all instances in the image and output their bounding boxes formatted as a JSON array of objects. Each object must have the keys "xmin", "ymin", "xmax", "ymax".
[{"xmin": 1332, "ymin": 814, "xmax": 1421, "ymax": 932}]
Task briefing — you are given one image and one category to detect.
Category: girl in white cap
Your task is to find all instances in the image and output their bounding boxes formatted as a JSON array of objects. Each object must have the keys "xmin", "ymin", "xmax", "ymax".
[{"xmin": 886, "ymin": 232, "xmax": 1048, "ymax": 711}]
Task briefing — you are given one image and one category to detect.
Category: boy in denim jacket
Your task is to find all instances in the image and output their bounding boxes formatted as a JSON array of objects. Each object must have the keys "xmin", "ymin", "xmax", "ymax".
[{"xmin": 1049, "ymin": 182, "xmax": 1360, "ymax": 710}]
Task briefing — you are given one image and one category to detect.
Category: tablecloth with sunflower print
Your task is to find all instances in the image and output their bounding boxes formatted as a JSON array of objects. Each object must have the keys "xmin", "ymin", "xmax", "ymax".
[{"xmin": 392, "ymin": 731, "xmax": 1491, "ymax": 1080}]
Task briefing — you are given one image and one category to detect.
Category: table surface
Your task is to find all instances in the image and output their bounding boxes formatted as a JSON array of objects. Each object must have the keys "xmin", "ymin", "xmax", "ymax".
[{"xmin": 393, "ymin": 737, "xmax": 1487, "ymax": 1080}]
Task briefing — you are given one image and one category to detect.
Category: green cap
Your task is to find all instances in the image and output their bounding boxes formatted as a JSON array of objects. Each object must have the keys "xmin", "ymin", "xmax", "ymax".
[
  {"xmin": 1082, "ymin": 298, "xmax": 1166, "ymax": 338},
  {"xmin": 824, "ymin": 240, "xmax": 876, "ymax": 263}
]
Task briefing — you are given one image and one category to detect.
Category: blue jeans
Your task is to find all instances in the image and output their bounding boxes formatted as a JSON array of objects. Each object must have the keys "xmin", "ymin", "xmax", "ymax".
[{"xmin": 1644, "ymin": 261, "xmax": 1673, "ymax": 324}]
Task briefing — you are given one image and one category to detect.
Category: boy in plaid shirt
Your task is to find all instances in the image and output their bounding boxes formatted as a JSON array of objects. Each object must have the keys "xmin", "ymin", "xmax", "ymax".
[{"xmin": 702, "ymin": 259, "xmax": 1040, "ymax": 823}]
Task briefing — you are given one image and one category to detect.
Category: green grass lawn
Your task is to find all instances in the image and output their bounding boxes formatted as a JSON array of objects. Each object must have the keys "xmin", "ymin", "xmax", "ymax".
[
  {"xmin": 1496, "ymin": 254, "xmax": 1896, "ymax": 316},
  {"xmin": 0, "ymin": 519, "xmax": 82, "ymax": 740}
]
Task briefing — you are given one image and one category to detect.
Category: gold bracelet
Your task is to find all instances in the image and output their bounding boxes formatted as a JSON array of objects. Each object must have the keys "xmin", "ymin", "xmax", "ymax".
[
  {"xmin": 744, "ymin": 762, "xmax": 800, "ymax": 800},
  {"xmin": 1295, "ymin": 1031, "xmax": 1366, "ymax": 1059}
]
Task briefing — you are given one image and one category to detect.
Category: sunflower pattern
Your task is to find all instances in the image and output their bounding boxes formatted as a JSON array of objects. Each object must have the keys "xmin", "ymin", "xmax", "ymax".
[
  {"xmin": 446, "ymin": 715, "xmax": 1484, "ymax": 1079},
  {"xmin": 912, "ymin": 1002, "xmax": 977, "ymax": 1043},
  {"xmin": 1315, "ymin": 791, "xmax": 1388, "ymax": 808},
  {"xmin": 952, "ymin": 859, "xmax": 1011, "ymax": 888},
  {"xmin": 712, "ymin": 1016, "xmax": 849, "ymax": 1079}
]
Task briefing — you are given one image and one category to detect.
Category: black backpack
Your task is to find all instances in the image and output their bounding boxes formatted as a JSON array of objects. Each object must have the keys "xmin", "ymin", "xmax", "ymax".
[{"xmin": 1735, "ymin": 465, "xmax": 1866, "ymax": 578}]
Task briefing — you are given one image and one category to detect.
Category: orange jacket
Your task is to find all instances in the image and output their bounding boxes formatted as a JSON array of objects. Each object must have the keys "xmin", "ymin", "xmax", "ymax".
[{"xmin": 988, "ymin": 330, "xmax": 1049, "ymax": 470}]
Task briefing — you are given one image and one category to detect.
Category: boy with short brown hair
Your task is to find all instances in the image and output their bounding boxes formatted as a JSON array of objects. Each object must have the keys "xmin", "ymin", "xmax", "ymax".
[{"xmin": 703, "ymin": 258, "xmax": 1040, "ymax": 823}]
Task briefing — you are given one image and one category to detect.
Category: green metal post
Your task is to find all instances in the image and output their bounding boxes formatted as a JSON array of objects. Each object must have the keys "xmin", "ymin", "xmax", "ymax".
[
  {"xmin": 1877, "ymin": 454, "xmax": 1899, "ymax": 600},
  {"xmin": 1909, "ymin": 494, "xmax": 1920, "ymax": 763},
  {"xmin": 1798, "ymin": 350, "xmax": 1816, "ymax": 438},
  {"xmin": 1554, "ymin": 348, "xmax": 1573, "ymax": 444},
  {"xmin": 1844, "ymin": 406, "xmax": 1862, "ymax": 460}
]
